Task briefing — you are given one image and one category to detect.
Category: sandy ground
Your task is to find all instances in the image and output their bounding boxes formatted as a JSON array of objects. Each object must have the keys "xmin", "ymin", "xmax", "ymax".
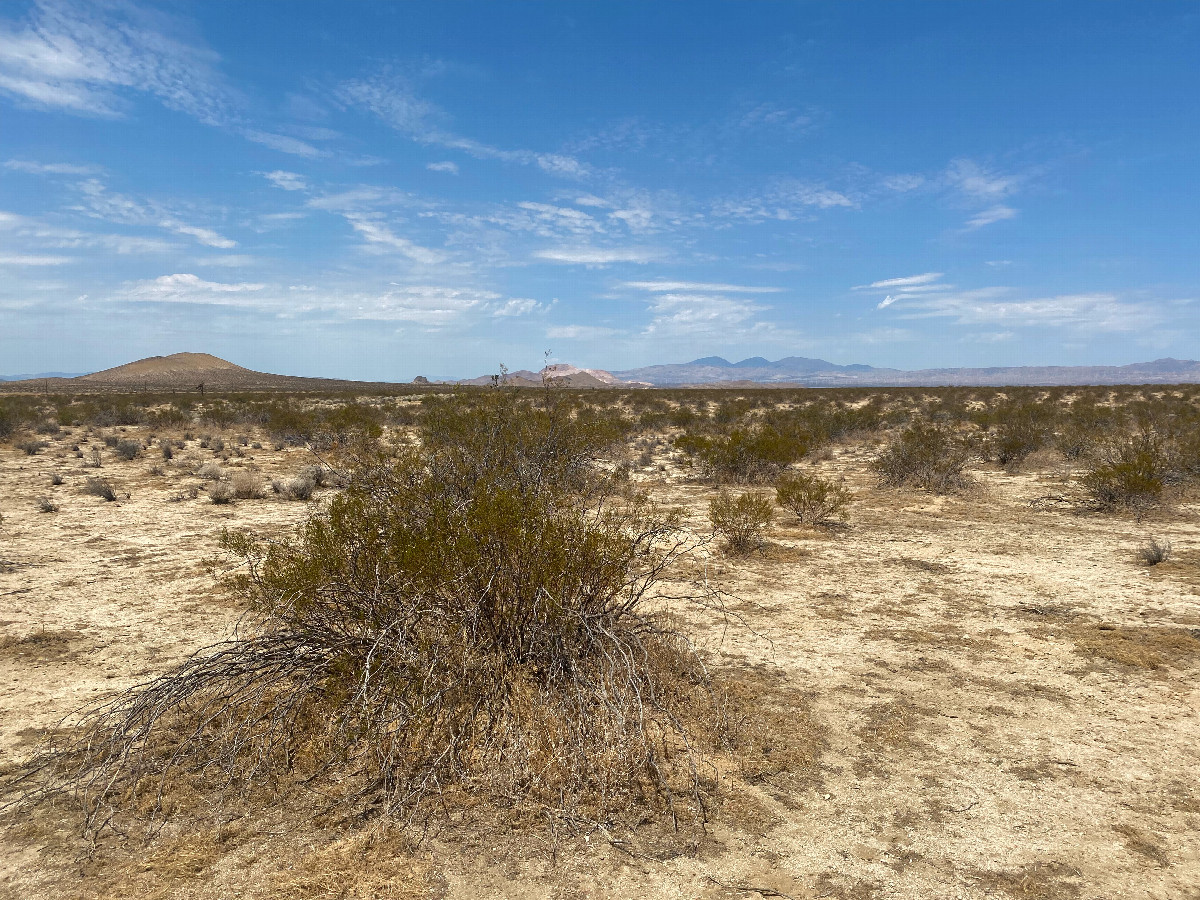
[{"xmin": 1, "ymin": 425, "xmax": 1199, "ymax": 899}]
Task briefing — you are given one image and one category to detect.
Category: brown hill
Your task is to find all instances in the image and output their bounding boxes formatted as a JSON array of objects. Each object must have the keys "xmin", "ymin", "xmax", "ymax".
[{"xmin": 1, "ymin": 353, "xmax": 409, "ymax": 393}]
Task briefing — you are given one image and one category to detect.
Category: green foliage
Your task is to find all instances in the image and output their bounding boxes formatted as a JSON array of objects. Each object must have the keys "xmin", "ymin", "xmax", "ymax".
[
  {"xmin": 676, "ymin": 425, "xmax": 810, "ymax": 483},
  {"xmin": 873, "ymin": 421, "xmax": 976, "ymax": 493},
  {"xmin": 50, "ymin": 388, "xmax": 717, "ymax": 832},
  {"xmin": 708, "ymin": 489, "xmax": 774, "ymax": 554},
  {"xmin": 1081, "ymin": 434, "xmax": 1168, "ymax": 514},
  {"xmin": 775, "ymin": 472, "xmax": 851, "ymax": 525}
]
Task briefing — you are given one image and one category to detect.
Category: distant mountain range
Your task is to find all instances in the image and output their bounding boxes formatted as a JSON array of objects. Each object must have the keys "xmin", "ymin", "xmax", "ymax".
[
  {"xmin": 609, "ymin": 356, "xmax": 1200, "ymax": 387},
  {"xmin": 0, "ymin": 371, "xmax": 84, "ymax": 381},
  {"xmin": 4, "ymin": 353, "xmax": 1200, "ymax": 392}
]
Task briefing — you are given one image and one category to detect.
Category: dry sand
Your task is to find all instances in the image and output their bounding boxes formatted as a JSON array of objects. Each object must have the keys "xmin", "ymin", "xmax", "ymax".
[{"xmin": 1, "ymin": 425, "xmax": 1198, "ymax": 899}]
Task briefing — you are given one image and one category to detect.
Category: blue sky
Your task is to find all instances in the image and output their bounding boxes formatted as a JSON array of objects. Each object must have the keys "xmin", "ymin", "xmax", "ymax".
[{"xmin": 1, "ymin": 1, "xmax": 1197, "ymax": 379}]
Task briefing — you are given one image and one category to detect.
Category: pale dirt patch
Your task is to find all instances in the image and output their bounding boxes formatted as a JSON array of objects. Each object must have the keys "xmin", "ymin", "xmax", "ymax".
[{"xmin": 2, "ymin": 425, "xmax": 1199, "ymax": 899}]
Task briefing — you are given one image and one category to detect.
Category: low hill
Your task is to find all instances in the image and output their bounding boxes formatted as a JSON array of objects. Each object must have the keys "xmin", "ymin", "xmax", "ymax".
[{"xmin": 0, "ymin": 353, "xmax": 409, "ymax": 393}]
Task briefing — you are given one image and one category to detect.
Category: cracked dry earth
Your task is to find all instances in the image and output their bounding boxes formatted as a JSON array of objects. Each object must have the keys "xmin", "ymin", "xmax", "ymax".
[{"xmin": 1, "ymin": 427, "xmax": 1199, "ymax": 899}]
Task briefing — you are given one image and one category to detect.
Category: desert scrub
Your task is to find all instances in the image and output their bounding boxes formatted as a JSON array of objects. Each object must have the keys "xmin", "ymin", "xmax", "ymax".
[
  {"xmin": 675, "ymin": 425, "xmax": 810, "ymax": 483},
  {"xmin": 1082, "ymin": 434, "xmax": 1168, "ymax": 515},
  {"xmin": 112, "ymin": 439, "xmax": 141, "ymax": 461},
  {"xmin": 35, "ymin": 389, "xmax": 725, "ymax": 834},
  {"xmin": 82, "ymin": 477, "xmax": 118, "ymax": 502},
  {"xmin": 775, "ymin": 472, "xmax": 851, "ymax": 526},
  {"xmin": 709, "ymin": 489, "xmax": 774, "ymax": 554},
  {"xmin": 873, "ymin": 422, "xmax": 975, "ymax": 493},
  {"xmin": 229, "ymin": 470, "xmax": 264, "ymax": 499}
]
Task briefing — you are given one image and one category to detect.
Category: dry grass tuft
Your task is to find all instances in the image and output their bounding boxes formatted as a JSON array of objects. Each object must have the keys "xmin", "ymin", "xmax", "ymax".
[
  {"xmin": 969, "ymin": 861, "xmax": 1084, "ymax": 899},
  {"xmin": 0, "ymin": 628, "xmax": 83, "ymax": 661},
  {"xmin": 1071, "ymin": 624, "xmax": 1200, "ymax": 669}
]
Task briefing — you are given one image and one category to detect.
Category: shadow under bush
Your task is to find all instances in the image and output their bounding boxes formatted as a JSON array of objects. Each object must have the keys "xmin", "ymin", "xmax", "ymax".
[{"xmin": 28, "ymin": 388, "xmax": 728, "ymax": 837}]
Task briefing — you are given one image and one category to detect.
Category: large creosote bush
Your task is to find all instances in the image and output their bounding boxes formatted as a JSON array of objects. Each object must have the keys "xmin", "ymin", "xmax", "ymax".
[
  {"xmin": 873, "ymin": 421, "xmax": 976, "ymax": 494},
  {"xmin": 39, "ymin": 388, "xmax": 722, "ymax": 834},
  {"xmin": 1081, "ymin": 433, "xmax": 1169, "ymax": 515}
]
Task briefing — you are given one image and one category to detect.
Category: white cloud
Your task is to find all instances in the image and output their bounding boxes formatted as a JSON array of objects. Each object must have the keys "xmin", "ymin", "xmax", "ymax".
[
  {"xmin": 338, "ymin": 74, "xmax": 592, "ymax": 179},
  {"xmin": 356, "ymin": 285, "xmax": 495, "ymax": 325},
  {"xmin": 946, "ymin": 159, "xmax": 1019, "ymax": 200},
  {"xmin": 199, "ymin": 254, "xmax": 259, "ymax": 267},
  {"xmin": 0, "ymin": 1, "xmax": 230, "ymax": 124},
  {"xmin": 547, "ymin": 324, "xmax": 619, "ymax": 340},
  {"xmin": 162, "ymin": 220, "xmax": 236, "ymax": 249},
  {"xmin": 965, "ymin": 205, "xmax": 1017, "ymax": 229},
  {"xmin": 306, "ymin": 186, "xmax": 412, "ymax": 211},
  {"xmin": 902, "ymin": 288, "xmax": 1162, "ymax": 333},
  {"xmin": 534, "ymin": 247, "xmax": 664, "ymax": 266},
  {"xmin": 623, "ymin": 280, "xmax": 781, "ymax": 294},
  {"xmin": 342, "ymin": 214, "xmax": 445, "ymax": 264},
  {"xmin": 492, "ymin": 298, "xmax": 543, "ymax": 317},
  {"xmin": 262, "ymin": 170, "xmax": 308, "ymax": 191},
  {"xmin": 877, "ymin": 295, "xmax": 896, "ymax": 309},
  {"xmin": 0, "ymin": 253, "xmax": 72, "ymax": 265},
  {"xmin": 881, "ymin": 174, "xmax": 925, "ymax": 192},
  {"xmin": 857, "ymin": 272, "xmax": 945, "ymax": 290},
  {"xmin": 123, "ymin": 273, "xmax": 266, "ymax": 305},
  {"xmin": 426, "ymin": 161, "xmax": 459, "ymax": 174},
  {"xmin": 4, "ymin": 159, "xmax": 101, "ymax": 176},
  {"xmin": 642, "ymin": 291, "xmax": 769, "ymax": 338},
  {"xmin": 243, "ymin": 130, "xmax": 325, "ymax": 159}
]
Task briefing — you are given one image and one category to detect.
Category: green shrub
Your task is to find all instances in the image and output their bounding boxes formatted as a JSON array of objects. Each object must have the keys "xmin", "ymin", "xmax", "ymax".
[
  {"xmin": 873, "ymin": 422, "xmax": 975, "ymax": 493},
  {"xmin": 113, "ymin": 439, "xmax": 141, "ymax": 461},
  {"xmin": 676, "ymin": 425, "xmax": 810, "ymax": 483},
  {"xmin": 44, "ymin": 389, "xmax": 721, "ymax": 833},
  {"xmin": 775, "ymin": 472, "xmax": 851, "ymax": 525},
  {"xmin": 17, "ymin": 440, "xmax": 47, "ymax": 456},
  {"xmin": 1082, "ymin": 435, "xmax": 1168, "ymax": 515},
  {"xmin": 708, "ymin": 489, "xmax": 774, "ymax": 553}
]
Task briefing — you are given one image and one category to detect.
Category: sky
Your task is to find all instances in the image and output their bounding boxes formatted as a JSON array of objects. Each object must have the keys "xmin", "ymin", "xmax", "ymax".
[{"xmin": 1, "ymin": 1, "xmax": 1198, "ymax": 380}]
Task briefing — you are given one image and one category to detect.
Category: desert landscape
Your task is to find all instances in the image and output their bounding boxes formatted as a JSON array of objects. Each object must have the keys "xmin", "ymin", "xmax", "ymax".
[{"xmin": 1, "ymin": 360, "xmax": 1198, "ymax": 900}]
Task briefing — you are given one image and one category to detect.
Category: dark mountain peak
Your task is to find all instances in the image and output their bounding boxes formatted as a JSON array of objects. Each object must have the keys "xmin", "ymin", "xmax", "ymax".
[
  {"xmin": 732, "ymin": 356, "xmax": 772, "ymax": 368},
  {"xmin": 689, "ymin": 356, "xmax": 733, "ymax": 367}
]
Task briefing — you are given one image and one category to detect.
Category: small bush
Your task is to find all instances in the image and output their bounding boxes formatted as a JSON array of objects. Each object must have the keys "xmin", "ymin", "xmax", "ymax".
[
  {"xmin": 83, "ymin": 477, "xmax": 118, "ymax": 502},
  {"xmin": 775, "ymin": 472, "xmax": 851, "ymax": 526},
  {"xmin": 49, "ymin": 473, "xmax": 65, "ymax": 486},
  {"xmin": 709, "ymin": 489, "xmax": 774, "ymax": 554},
  {"xmin": 1137, "ymin": 538, "xmax": 1171, "ymax": 566},
  {"xmin": 229, "ymin": 470, "xmax": 264, "ymax": 499},
  {"xmin": 209, "ymin": 482, "xmax": 234, "ymax": 504},
  {"xmin": 161, "ymin": 443, "xmax": 174, "ymax": 461},
  {"xmin": 873, "ymin": 422, "xmax": 975, "ymax": 493},
  {"xmin": 17, "ymin": 440, "xmax": 48, "ymax": 456},
  {"xmin": 113, "ymin": 439, "xmax": 141, "ymax": 461},
  {"xmin": 87, "ymin": 447, "xmax": 102, "ymax": 468},
  {"xmin": 37, "ymin": 497, "xmax": 59, "ymax": 513},
  {"xmin": 196, "ymin": 461, "xmax": 226, "ymax": 481},
  {"xmin": 34, "ymin": 421, "xmax": 61, "ymax": 436}
]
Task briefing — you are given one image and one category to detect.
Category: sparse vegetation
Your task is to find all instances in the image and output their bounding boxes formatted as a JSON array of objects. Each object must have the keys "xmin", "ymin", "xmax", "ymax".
[
  {"xmin": 82, "ymin": 477, "xmax": 118, "ymax": 502},
  {"xmin": 708, "ymin": 488, "xmax": 774, "ymax": 554},
  {"xmin": 1137, "ymin": 538, "xmax": 1172, "ymax": 566},
  {"xmin": 873, "ymin": 421, "xmax": 975, "ymax": 493},
  {"xmin": 775, "ymin": 472, "xmax": 851, "ymax": 526}
]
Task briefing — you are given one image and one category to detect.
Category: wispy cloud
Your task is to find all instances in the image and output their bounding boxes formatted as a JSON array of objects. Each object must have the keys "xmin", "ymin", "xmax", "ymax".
[
  {"xmin": 4, "ymin": 158, "xmax": 102, "ymax": 176},
  {"xmin": 357, "ymin": 285, "xmax": 543, "ymax": 326},
  {"xmin": 126, "ymin": 273, "xmax": 265, "ymax": 304},
  {"xmin": 965, "ymin": 205, "xmax": 1017, "ymax": 229},
  {"xmin": 945, "ymin": 159, "xmax": 1019, "ymax": 200},
  {"xmin": 622, "ymin": 280, "xmax": 781, "ymax": 293},
  {"xmin": 642, "ymin": 291, "xmax": 771, "ymax": 338},
  {"xmin": 74, "ymin": 178, "xmax": 237, "ymax": 248},
  {"xmin": 262, "ymin": 170, "xmax": 308, "ymax": 191},
  {"xmin": 0, "ymin": 0, "xmax": 230, "ymax": 123},
  {"xmin": 337, "ymin": 72, "xmax": 592, "ymax": 179},
  {"xmin": 342, "ymin": 214, "xmax": 445, "ymax": 264},
  {"xmin": 0, "ymin": 253, "xmax": 72, "ymax": 265},
  {"xmin": 426, "ymin": 161, "xmax": 459, "ymax": 174},
  {"xmin": 243, "ymin": 130, "xmax": 325, "ymax": 158},
  {"xmin": 546, "ymin": 324, "xmax": 619, "ymax": 340},
  {"xmin": 534, "ymin": 246, "xmax": 664, "ymax": 266},
  {"xmin": 856, "ymin": 272, "xmax": 945, "ymax": 290}
]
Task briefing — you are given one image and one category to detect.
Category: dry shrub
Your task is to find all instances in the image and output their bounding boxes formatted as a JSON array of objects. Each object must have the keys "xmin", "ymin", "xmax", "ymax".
[
  {"xmin": 1072, "ymin": 624, "xmax": 1200, "ymax": 669},
  {"xmin": 83, "ymin": 476, "xmax": 118, "ymax": 502},
  {"xmin": 32, "ymin": 389, "xmax": 728, "ymax": 836},
  {"xmin": 208, "ymin": 481, "xmax": 234, "ymax": 504},
  {"xmin": 873, "ymin": 422, "xmax": 975, "ymax": 493},
  {"xmin": 1137, "ymin": 538, "xmax": 1171, "ymax": 566},
  {"xmin": 708, "ymin": 489, "xmax": 774, "ymax": 554},
  {"xmin": 229, "ymin": 470, "xmax": 264, "ymax": 499},
  {"xmin": 272, "ymin": 474, "xmax": 316, "ymax": 500},
  {"xmin": 775, "ymin": 472, "xmax": 850, "ymax": 526},
  {"xmin": 195, "ymin": 461, "xmax": 226, "ymax": 481}
]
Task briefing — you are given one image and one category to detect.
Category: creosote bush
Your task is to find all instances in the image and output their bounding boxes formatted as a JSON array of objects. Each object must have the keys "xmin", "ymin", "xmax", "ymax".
[
  {"xmin": 873, "ymin": 422, "xmax": 975, "ymax": 494},
  {"xmin": 1137, "ymin": 538, "xmax": 1171, "ymax": 566},
  {"xmin": 708, "ymin": 489, "xmax": 774, "ymax": 554},
  {"xmin": 775, "ymin": 472, "xmax": 851, "ymax": 526},
  {"xmin": 38, "ymin": 388, "xmax": 724, "ymax": 835},
  {"xmin": 1082, "ymin": 434, "xmax": 1168, "ymax": 516}
]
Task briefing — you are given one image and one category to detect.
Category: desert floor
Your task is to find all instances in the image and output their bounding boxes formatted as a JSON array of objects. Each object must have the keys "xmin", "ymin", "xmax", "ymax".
[{"xmin": 1, "ymin": 424, "xmax": 1198, "ymax": 899}]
